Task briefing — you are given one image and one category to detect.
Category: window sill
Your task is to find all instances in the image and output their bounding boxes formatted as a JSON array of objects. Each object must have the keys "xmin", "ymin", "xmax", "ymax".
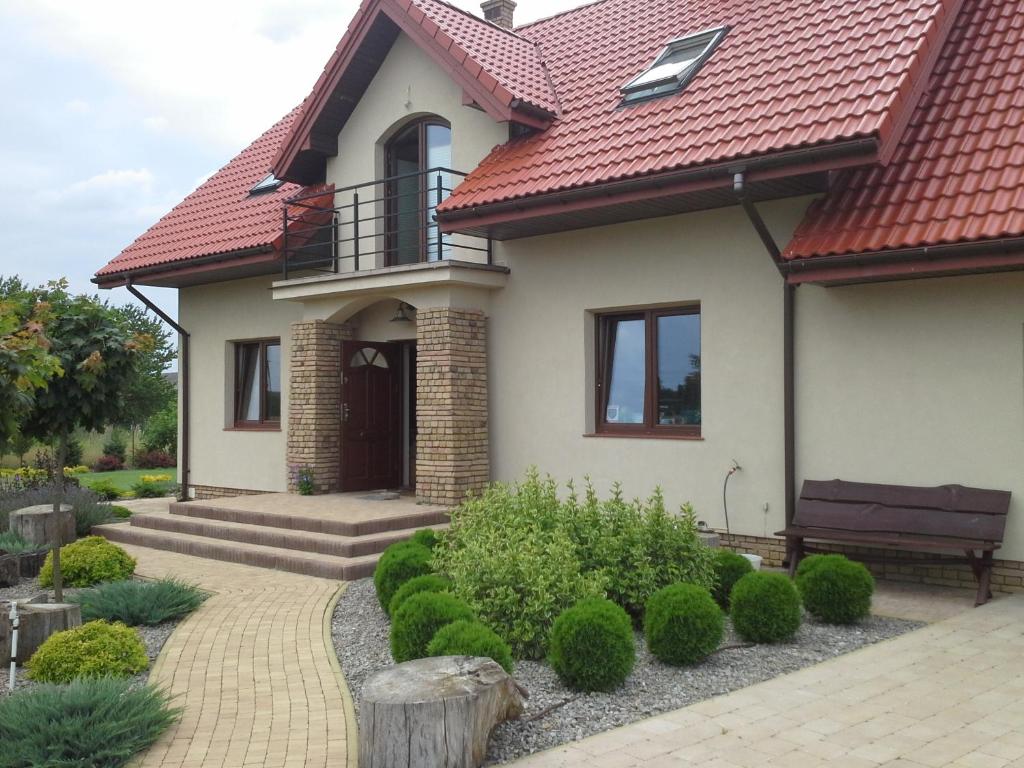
[
  {"xmin": 224, "ymin": 425, "xmax": 281, "ymax": 433},
  {"xmin": 583, "ymin": 432, "xmax": 703, "ymax": 441}
]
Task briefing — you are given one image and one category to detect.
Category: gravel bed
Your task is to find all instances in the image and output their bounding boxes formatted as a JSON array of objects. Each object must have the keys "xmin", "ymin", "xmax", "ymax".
[
  {"xmin": 333, "ymin": 577, "xmax": 924, "ymax": 765},
  {"xmin": 0, "ymin": 577, "xmax": 179, "ymax": 697}
]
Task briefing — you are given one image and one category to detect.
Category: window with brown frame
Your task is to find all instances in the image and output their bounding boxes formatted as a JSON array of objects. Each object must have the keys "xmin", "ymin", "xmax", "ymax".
[
  {"xmin": 234, "ymin": 339, "xmax": 281, "ymax": 428},
  {"xmin": 596, "ymin": 306, "xmax": 701, "ymax": 437}
]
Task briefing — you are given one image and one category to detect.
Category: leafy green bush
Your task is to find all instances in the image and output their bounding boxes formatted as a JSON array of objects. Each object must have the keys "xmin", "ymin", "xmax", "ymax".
[
  {"xmin": 0, "ymin": 530, "xmax": 33, "ymax": 555},
  {"xmin": 548, "ymin": 598, "xmax": 635, "ymax": 691},
  {"xmin": 730, "ymin": 572, "xmax": 802, "ymax": 643},
  {"xmin": 426, "ymin": 619, "xmax": 514, "ymax": 673},
  {"xmin": 644, "ymin": 583, "xmax": 724, "ymax": 665},
  {"xmin": 130, "ymin": 479, "xmax": 171, "ymax": 498},
  {"xmin": 712, "ymin": 550, "xmax": 754, "ymax": 610},
  {"xmin": 0, "ymin": 677, "xmax": 179, "ymax": 768},
  {"xmin": 102, "ymin": 431, "xmax": 128, "ymax": 463},
  {"xmin": 374, "ymin": 541, "xmax": 433, "ymax": 611},
  {"xmin": 39, "ymin": 536, "xmax": 136, "ymax": 587},
  {"xmin": 71, "ymin": 578, "xmax": 207, "ymax": 625},
  {"xmin": 391, "ymin": 591, "xmax": 475, "ymax": 663},
  {"xmin": 27, "ymin": 620, "xmax": 148, "ymax": 683},
  {"xmin": 142, "ymin": 402, "xmax": 177, "ymax": 454},
  {"xmin": 86, "ymin": 478, "xmax": 123, "ymax": 501},
  {"xmin": 410, "ymin": 528, "xmax": 440, "ymax": 549},
  {"xmin": 109, "ymin": 504, "xmax": 132, "ymax": 519},
  {"xmin": 796, "ymin": 554, "xmax": 874, "ymax": 624},
  {"xmin": 388, "ymin": 573, "xmax": 451, "ymax": 617}
]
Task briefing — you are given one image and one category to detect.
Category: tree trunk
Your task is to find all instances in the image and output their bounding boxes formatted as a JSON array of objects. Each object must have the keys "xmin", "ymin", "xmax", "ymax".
[
  {"xmin": 359, "ymin": 656, "xmax": 527, "ymax": 768},
  {"xmin": 51, "ymin": 435, "xmax": 67, "ymax": 603},
  {"xmin": 0, "ymin": 602, "xmax": 81, "ymax": 664}
]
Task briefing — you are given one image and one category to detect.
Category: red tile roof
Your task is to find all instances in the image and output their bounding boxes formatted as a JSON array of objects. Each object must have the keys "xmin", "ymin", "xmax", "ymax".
[
  {"xmin": 439, "ymin": 0, "xmax": 960, "ymax": 212},
  {"xmin": 785, "ymin": 0, "xmax": 1024, "ymax": 260},
  {"xmin": 95, "ymin": 108, "xmax": 304, "ymax": 281}
]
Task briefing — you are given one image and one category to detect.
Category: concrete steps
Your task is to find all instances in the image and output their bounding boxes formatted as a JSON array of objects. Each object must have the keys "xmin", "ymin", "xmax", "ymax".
[{"xmin": 94, "ymin": 495, "xmax": 449, "ymax": 580}]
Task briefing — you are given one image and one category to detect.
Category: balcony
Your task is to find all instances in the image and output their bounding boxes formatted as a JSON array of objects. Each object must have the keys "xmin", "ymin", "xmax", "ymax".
[{"xmin": 281, "ymin": 167, "xmax": 492, "ymax": 280}]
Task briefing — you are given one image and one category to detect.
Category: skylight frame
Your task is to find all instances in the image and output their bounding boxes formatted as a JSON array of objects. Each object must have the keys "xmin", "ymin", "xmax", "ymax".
[
  {"xmin": 250, "ymin": 172, "xmax": 284, "ymax": 195},
  {"xmin": 620, "ymin": 26, "xmax": 729, "ymax": 105}
]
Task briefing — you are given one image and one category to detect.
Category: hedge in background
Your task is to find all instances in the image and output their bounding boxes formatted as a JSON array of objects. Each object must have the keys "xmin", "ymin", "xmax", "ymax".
[
  {"xmin": 426, "ymin": 619, "xmax": 514, "ymax": 673},
  {"xmin": 390, "ymin": 591, "xmax": 475, "ymax": 663},
  {"xmin": 644, "ymin": 583, "xmax": 724, "ymax": 665},
  {"xmin": 0, "ymin": 677, "xmax": 179, "ymax": 768},
  {"xmin": 39, "ymin": 536, "xmax": 136, "ymax": 588},
  {"xmin": 729, "ymin": 572, "xmax": 802, "ymax": 643},
  {"xmin": 388, "ymin": 574, "xmax": 451, "ymax": 617},
  {"xmin": 796, "ymin": 554, "xmax": 874, "ymax": 624},
  {"xmin": 374, "ymin": 541, "xmax": 433, "ymax": 611},
  {"xmin": 71, "ymin": 578, "xmax": 208, "ymax": 626},
  {"xmin": 711, "ymin": 550, "xmax": 754, "ymax": 610},
  {"xmin": 27, "ymin": 620, "xmax": 148, "ymax": 683},
  {"xmin": 548, "ymin": 598, "xmax": 635, "ymax": 692}
]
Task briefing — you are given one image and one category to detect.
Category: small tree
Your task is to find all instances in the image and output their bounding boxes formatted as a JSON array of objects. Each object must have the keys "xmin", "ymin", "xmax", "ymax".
[{"xmin": 19, "ymin": 281, "xmax": 138, "ymax": 601}]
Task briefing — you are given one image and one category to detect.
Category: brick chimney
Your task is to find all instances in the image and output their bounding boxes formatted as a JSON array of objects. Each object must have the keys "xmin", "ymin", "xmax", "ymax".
[{"xmin": 481, "ymin": 0, "xmax": 516, "ymax": 29}]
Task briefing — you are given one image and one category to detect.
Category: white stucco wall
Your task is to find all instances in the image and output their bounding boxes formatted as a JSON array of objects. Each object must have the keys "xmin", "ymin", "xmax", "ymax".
[
  {"xmin": 180, "ymin": 276, "xmax": 303, "ymax": 493},
  {"xmin": 796, "ymin": 272, "xmax": 1024, "ymax": 560},
  {"xmin": 486, "ymin": 199, "xmax": 813, "ymax": 537}
]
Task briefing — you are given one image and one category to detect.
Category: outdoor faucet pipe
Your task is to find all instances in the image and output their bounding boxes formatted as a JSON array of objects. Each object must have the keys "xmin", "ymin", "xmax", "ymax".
[
  {"xmin": 722, "ymin": 460, "xmax": 742, "ymax": 536},
  {"xmin": 8, "ymin": 600, "xmax": 18, "ymax": 692}
]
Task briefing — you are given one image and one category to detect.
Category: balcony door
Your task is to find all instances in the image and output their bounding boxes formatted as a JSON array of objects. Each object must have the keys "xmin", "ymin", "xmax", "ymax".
[{"xmin": 385, "ymin": 118, "xmax": 451, "ymax": 265}]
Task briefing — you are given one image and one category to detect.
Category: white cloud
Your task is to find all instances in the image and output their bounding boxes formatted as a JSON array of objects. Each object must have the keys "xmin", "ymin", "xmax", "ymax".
[
  {"xmin": 143, "ymin": 116, "xmax": 169, "ymax": 133},
  {"xmin": 65, "ymin": 98, "xmax": 91, "ymax": 114}
]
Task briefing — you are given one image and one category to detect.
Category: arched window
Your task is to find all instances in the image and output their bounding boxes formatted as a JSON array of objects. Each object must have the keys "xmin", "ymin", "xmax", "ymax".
[{"xmin": 385, "ymin": 118, "xmax": 451, "ymax": 265}]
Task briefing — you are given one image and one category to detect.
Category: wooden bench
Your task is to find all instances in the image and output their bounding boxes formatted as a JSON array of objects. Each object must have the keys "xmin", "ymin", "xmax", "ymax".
[{"xmin": 777, "ymin": 479, "xmax": 1012, "ymax": 606}]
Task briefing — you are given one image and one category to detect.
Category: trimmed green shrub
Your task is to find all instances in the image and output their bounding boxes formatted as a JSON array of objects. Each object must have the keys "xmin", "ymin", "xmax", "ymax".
[
  {"xmin": 410, "ymin": 528, "xmax": 440, "ymax": 549},
  {"xmin": 426, "ymin": 619, "xmax": 514, "ymax": 673},
  {"xmin": 109, "ymin": 504, "xmax": 133, "ymax": 519},
  {"xmin": 27, "ymin": 620, "xmax": 148, "ymax": 683},
  {"xmin": 131, "ymin": 479, "xmax": 171, "ymax": 498},
  {"xmin": 374, "ymin": 541, "xmax": 433, "ymax": 611},
  {"xmin": 39, "ymin": 536, "xmax": 136, "ymax": 588},
  {"xmin": 548, "ymin": 598, "xmax": 635, "ymax": 692},
  {"xmin": 796, "ymin": 554, "xmax": 874, "ymax": 624},
  {"xmin": 391, "ymin": 591, "xmax": 475, "ymax": 663},
  {"xmin": 71, "ymin": 578, "xmax": 208, "ymax": 625},
  {"xmin": 712, "ymin": 550, "xmax": 755, "ymax": 610},
  {"xmin": 0, "ymin": 530, "xmax": 32, "ymax": 555},
  {"xmin": 388, "ymin": 574, "xmax": 451, "ymax": 617},
  {"xmin": 730, "ymin": 572, "xmax": 802, "ymax": 643},
  {"xmin": 0, "ymin": 677, "xmax": 179, "ymax": 767},
  {"xmin": 87, "ymin": 478, "xmax": 123, "ymax": 501},
  {"xmin": 644, "ymin": 583, "xmax": 724, "ymax": 665}
]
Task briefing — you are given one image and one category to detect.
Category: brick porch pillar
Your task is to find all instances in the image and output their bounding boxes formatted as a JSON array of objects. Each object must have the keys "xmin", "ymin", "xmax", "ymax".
[
  {"xmin": 416, "ymin": 308, "xmax": 489, "ymax": 505},
  {"xmin": 287, "ymin": 320, "xmax": 351, "ymax": 493}
]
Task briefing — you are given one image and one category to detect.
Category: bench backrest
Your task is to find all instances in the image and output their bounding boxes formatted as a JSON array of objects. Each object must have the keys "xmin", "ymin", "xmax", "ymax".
[{"xmin": 796, "ymin": 479, "xmax": 1011, "ymax": 544}]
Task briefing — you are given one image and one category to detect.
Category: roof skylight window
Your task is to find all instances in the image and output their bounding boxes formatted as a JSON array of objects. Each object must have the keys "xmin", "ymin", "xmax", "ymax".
[
  {"xmin": 250, "ymin": 172, "xmax": 283, "ymax": 195},
  {"xmin": 621, "ymin": 27, "xmax": 728, "ymax": 104}
]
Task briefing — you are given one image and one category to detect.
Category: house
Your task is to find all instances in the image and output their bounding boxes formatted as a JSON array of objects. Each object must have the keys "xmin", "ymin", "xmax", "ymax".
[{"xmin": 95, "ymin": 0, "xmax": 1024, "ymax": 590}]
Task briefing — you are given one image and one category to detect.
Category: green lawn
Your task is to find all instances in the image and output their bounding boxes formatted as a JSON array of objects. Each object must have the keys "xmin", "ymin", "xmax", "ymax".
[{"xmin": 78, "ymin": 468, "xmax": 176, "ymax": 494}]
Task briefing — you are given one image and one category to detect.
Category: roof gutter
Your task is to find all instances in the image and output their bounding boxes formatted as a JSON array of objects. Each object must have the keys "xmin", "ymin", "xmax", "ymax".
[
  {"xmin": 124, "ymin": 278, "xmax": 191, "ymax": 503},
  {"xmin": 93, "ymin": 245, "xmax": 276, "ymax": 287}
]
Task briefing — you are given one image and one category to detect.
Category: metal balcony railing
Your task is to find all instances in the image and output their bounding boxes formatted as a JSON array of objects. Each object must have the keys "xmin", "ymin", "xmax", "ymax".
[{"xmin": 281, "ymin": 167, "xmax": 491, "ymax": 279}]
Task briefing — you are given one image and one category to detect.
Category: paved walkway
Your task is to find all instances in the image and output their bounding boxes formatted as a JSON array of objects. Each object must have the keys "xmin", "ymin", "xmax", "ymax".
[
  {"xmin": 119, "ymin": 544, "xmax": 353, "ymax": 768},
  {"xmin": 511, "ymin": 594, "xmax": 1024, "ymax": 768}
]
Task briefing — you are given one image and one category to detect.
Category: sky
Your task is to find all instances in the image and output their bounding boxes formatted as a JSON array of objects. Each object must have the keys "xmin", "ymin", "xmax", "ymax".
[{"xmin": 0, "ymin": 0, "xmax": 583, "ymax": 338}]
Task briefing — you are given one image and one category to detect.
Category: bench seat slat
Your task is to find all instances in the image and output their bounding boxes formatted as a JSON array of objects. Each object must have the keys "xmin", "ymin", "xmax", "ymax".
[
  {"xmin": 801, "ymin": 479, "xmax": 1011, "ymax": 516},
  {"xmin": 792, "ymin": 499, "xmax": 1007, "ymax": 542},
  {"xmin": 776, "ymin": 526, "xmax": 1001, "ymax": 552}
]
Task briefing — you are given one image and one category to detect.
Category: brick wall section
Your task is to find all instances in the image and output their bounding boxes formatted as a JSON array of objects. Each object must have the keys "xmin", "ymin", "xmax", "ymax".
[
  {"xmin": 717, "ymin": 532, "xmax": 1024, "ymax": 594},
  {"xmin": 286, "ymin": 320, "xmax": 350, "ymax": 493},
  {"xmin": 415, "ymin": 308, "xmax": 489, "ymax": 505},
  {"xmin": 190, "ymin": 485, "xmax": 266, "ymax": 500}
]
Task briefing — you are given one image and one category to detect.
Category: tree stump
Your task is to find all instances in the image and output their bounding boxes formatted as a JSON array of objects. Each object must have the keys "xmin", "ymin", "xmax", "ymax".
[
  {"xmin": 18, "ymin": 549, "xmax": 49, "ymax": 578},
  {"xmin": 0, "ymin": 554, "xmax": 19, "ymax": 587},
  {"xmin": 359, "ymin": 656, "xmax": 527, "ymax": 768},
  {"xmin": 0, "ymin": 601, "xmax": 82, "ymax": 664},
  {"xmin": 8, "ymin": 504, "xmax": 74, "ymax": 549}
]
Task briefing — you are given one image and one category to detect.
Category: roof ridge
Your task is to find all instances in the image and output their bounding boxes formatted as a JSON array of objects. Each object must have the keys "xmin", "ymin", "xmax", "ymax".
[
  {"xmin": 514, "ymin": 0, "xmax": 609, "ymax": 33},
  {"xmin": 416, "ymin": 0, "xmax": 540, "ymax": 45}
]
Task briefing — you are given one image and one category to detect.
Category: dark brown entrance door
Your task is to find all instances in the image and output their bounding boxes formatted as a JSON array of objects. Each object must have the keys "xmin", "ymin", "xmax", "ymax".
[{"xmin": 340, "ymin": 341, "xmax": 401, "ymax": 491}]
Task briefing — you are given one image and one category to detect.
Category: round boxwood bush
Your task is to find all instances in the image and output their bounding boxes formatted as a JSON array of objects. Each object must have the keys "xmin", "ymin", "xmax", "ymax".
[
  {"xmin": 548, "ymin": 598, "xmax": 635, "ymax": 692},
  {"xmin": 712, "ymin": 550, "xmax": 754, "ymax": 610},
  {"xmin": 644, "ymin": 583, "xmax": 724, "ymax": 665},
  {"xmin": 391, "ymin": 591, "xmax": 475, "ymax": 663},
  {"xmin": 410, "ymin": 528, "xmax": 440, "ymax": 549},
  {"xmin": 388, "ymin": 573, "xmax": 451, "ymax": 617},
  {"xmin": 374, "ymin": 541, "xmax": 432, "ymax": 611},
  {"xmin": 39, "ymin": 536, "xmax": 137, "ymax": 588},
  {"xmin": 426, "ymin": 619, "xmax": 514, "ymax": 673},
  {"xmin": 27, "ymin": 620, "xmax": 149, "ymax": 683},
  {"xmin": 796, "ymin": 554, "xmax": 874, "ymax": 624},
  {"xmin": 730, "ymin": 572, "xmax": 802, "ymax": 643}
]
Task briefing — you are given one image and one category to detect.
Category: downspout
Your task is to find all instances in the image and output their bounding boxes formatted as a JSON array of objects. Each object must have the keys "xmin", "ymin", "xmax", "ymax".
[
  {"xmin": 733, "ymin": 173, "xmax": 796, "ymax": 531},
  {"xmin": 124, "ymin": 278, "xmax": 191, "ymax": 502}
]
